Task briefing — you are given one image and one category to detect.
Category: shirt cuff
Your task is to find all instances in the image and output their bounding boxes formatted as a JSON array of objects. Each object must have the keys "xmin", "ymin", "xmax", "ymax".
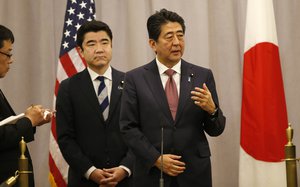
[
  {"xmin": 85, "ymin": 166, "xmax": 97, "ymax": 179},
  {"xmin": 119, "ymin": 165, "xmax": 131, "ymax": 177}
]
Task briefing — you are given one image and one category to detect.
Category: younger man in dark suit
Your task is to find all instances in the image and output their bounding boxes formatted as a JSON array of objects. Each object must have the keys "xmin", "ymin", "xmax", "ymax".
[
  {"xmin": 120, "ymin": 9, "xmax": 226, "ymax": 187},
  {"xmin": 56, "ymin": 20, "xmax": 132, "ymax": 187}
]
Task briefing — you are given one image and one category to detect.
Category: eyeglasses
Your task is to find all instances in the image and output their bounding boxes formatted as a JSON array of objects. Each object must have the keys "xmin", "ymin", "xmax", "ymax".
[{"xmin": 0, "ymin": 51, "xmax": 13, "ymax": 59}]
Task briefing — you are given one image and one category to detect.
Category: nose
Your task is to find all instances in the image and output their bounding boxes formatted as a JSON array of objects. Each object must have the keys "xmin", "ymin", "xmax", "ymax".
[
  {"xmin": 173, "ymin": 35, "xmax": 180, "ymax": 45},
  {"xmin": 95, "ymin": 43, "xmax": 104, "ymax": 53},
  {"xmin": 8, "ymin": 57, "xmax": 13, "ymax": 64}
]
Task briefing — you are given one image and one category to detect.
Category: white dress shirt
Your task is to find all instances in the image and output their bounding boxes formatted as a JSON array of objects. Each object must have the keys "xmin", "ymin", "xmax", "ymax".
[
  {"xmin": 156, "ymin": 57, "xmax": 181, "ymax": 96},
  {"xmin": 84, "ymin": 66, "xmax": 131, "ymax": 179}
]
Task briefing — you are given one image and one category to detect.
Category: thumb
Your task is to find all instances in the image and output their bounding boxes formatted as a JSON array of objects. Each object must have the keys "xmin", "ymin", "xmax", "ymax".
[
  {"xmin": 169, "ymin": 154, "xmax": 182, "ymax": 160},
  {"xmin": 203, "ymin": 83, "xmax": 208, "ymax": 91},
  {"xmin": 103, "ymin": 168, "xmax": 114, "ymax": 173}
]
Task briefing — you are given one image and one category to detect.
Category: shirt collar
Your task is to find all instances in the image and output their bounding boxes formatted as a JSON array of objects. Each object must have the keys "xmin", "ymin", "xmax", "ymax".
[
  {"xmin": 87, "ymin": 66, "xmax": 112, "ymax": 81},
  {"xmin": 156, "ymin": 57, "xmax": 181, "ymax": 76}
]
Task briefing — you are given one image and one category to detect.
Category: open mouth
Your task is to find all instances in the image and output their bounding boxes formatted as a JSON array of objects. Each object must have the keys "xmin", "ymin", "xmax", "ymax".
[{"xmin": 171, "ymin": 50, "xmax": 181, "ymax": 55}]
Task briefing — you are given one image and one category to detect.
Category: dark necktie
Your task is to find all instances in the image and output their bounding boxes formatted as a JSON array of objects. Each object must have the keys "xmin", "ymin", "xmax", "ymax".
[
  {"xmin": 164, "ymin": 69, "xmax": 178, "ymax": 120},
  {"xmin": 97, "ymin": 76, "xmax": 109, "ymax": 120}
]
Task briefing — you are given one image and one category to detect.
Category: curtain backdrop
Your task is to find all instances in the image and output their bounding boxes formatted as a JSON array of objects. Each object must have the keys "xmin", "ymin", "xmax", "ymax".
[{"xmin": 0, "ymin": 0, "xmax": 299, "ymax": 186}]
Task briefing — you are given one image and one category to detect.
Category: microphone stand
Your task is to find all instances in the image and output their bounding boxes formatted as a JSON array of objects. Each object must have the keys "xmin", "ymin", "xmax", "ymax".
[{"xmin": 160, "ymin": 121, "xmax": 164, "ymax": 187}]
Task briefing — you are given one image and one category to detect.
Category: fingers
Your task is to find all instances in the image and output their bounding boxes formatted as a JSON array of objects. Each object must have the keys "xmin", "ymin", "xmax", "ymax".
[
  {"xmin": 172, "ymin": 158, "xmax": 186, "ymax": 167},
  {"xmin": 191, "ymin": 86, "xmax": 209, "ymax": 104},
  {"xmin": 168, "ymin": 155, "xmax": 185, "ymax": 167},
  {"xmin": 103, "ymin": 168, "xmax": 114, "ymax": 173},
  {"xmin": 168, "ymin": 164, "xmax": 185, "ymax": 176},
  {"xmin": 100, "ymin": 179, "xmax": 118, "ymax": 186},
  {"xmin": 167, "ymin": 156, "xmax": 186, "ymax": 176},
  {"xmin": 102, "ymin": 167, "xmax": 127, "ymax": 183},
  {"xmin": 43, "ymin": 110, "xmax": 56, "ymax": 120},
  {"xmin": 202, "ymin": 83, "xmax": 209, "ymax": 91},
  {"xmin": 156, "ymin": 154, "xmax": 186, "ymax": 177},
  {"xmin": 100, "ymin": 168, "xmax": 119, "ymax": 186},
  {"xmin": 101, "ymin": 170, "xmax": 113, "ymax": 178},
  {"xmin": 25, "ymin": 105, "xmax": 54, "ymax": 126},
  {"xmin": 191, "ymin": 84, "xmax": 210, "ymax": 98},
  {"xmin": 168, "ymin": 154, "xmax": 182, "ymax": 160},
  {"xmin": 190, "ymin": 83, "xmax": 216, "ymax": 113}
]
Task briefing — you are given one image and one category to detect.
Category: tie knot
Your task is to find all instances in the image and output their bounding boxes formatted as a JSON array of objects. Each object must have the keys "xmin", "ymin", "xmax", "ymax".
[
  {"xmin": 165, "ymin": 69, "xmax": 175, "ymax": 77},
  {"xmin": 97, "ymin": 76, "xmax": 105, "ymax": 82}
]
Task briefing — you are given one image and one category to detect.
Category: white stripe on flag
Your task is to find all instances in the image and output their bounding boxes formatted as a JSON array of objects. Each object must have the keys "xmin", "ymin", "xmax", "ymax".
[
  {"xmin": 52, "ymin": 96, "xmax": 56, "ymax": 112},
  {"xmin": 68, "ymin": 48, "xmax": 86, "ymax": 73},
  {"xmin": 239, "ymin": 147, "xmax": 286, "ymax": 187},
  {"xmin": 56, "ymin": 60, "xmax": 68, "ymax": 83},
  {"xmin": 244, "ymin": 0, "xmax": 278, "ymax": 52},
  {"xmin": 49, "ymin": 132, "xmax": 69, "ymax": 183}
]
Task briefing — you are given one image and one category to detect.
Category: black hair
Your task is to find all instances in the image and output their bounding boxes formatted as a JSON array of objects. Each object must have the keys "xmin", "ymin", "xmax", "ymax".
[
  {"xmin": 76, "ymin": 20, "xmax": 112, "ymax": 49},
  {"xmin": 0, "ymin": 25, "xmax": 14, "ymax": 48},
  {"xmin": 147, "ymin": 8, "xmax": 185, "ymax": 41}
]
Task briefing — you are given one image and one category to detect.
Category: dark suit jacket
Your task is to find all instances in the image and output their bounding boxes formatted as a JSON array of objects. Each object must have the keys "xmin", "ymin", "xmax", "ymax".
[
  {"xmin": 0, "ymin": 89, "xmax": 35, "ymax": 187},
  {"xmin": 56, "ymin": 68, "xmax": 133, "ymax": 187},
  {"xmin": 120, "ymin": 59, "xmax": 226, "ymax": 187}
]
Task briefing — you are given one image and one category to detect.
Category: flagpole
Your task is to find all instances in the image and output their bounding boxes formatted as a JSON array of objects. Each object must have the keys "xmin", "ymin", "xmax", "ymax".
[{"xmin": 284, "ymin": 123, "xmax": 299, "ymax": 187}]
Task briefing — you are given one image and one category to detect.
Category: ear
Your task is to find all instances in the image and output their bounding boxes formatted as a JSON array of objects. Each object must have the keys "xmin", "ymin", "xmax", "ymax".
[
  {"xmin": 148, "ymin": 39, "xmax": 157, "ymax": 53},
  {"xmin": 77, "ymin": 46, "xmax": 84, "ymax": 58}
]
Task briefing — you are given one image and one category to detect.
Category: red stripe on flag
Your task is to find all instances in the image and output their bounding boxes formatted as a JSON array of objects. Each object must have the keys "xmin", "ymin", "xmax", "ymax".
[
  {"xmin": 49, "ymin": 154, "xmax": 67, "ymax": 187},
  {"xmin": 51, "ymin": 117, "xmax": 57, "ymax": 140},
  {"xmin": 241, "ymin": 42, "xmax": 288, "ymax": 162},
  {"xmin": 55, "ymin": 79, "xmax": 60, "ymax": 96},
  {"xmin": 60, "ymin": 53, "xmax": 78, "ymax": 77}
]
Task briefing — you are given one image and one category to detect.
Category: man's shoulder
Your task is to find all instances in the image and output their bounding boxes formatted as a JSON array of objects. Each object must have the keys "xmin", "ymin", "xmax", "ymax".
[
  {"xmin": 59, "ymin": 69, "xmax": 87, "ymax": 88},
  {"xmin": 126, "ymin": 60, "xmax": 154, "ymax": 75},
  {"xmin": 182, "ymin": 59, "xmax": 211, "ymax": 72},
  {"xmin": 111, "ymin": 67, "xmax": 125, "ymax": 77}
]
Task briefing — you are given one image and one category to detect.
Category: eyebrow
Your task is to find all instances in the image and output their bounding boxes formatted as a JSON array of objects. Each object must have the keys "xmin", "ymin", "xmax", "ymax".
[
  {"xmin": 86, "ymin": 38, "xmax": 110, "ymax": 44},
  {"xmin": 164, "ymin": 30, "xmax": 184, "ymax": 36}
]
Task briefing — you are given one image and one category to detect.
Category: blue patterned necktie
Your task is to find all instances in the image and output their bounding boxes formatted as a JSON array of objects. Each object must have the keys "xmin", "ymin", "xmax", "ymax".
[{"xmin": 97, "ymin": 76, "xmax": 109, "ymax": 121}]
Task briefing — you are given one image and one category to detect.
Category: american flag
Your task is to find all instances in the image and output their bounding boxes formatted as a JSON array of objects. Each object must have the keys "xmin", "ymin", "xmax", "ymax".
[{"xmin": 48, "ymin": 0, "xmax": 95, "ymax": 186}]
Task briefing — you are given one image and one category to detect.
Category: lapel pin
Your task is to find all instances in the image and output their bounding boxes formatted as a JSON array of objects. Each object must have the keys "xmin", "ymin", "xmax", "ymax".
[
  {"xmin": 118, "ymin": 80, "xmax": 124, "ymax": 90},
  {"xmin": 188, "ymin": 73, "xmax": 194, "ymax": 82}
]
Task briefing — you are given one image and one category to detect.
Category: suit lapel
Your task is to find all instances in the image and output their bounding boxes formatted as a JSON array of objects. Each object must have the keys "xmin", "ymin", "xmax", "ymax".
[
  {"xmin": 78, "ymin": 69, "xmax": 104, "ymax": 121},
  {"xmin": 143, "ymin": 60, "xmax": 174, "ymax": 123},
  {"xmin": 106, "ymin": 68, "xmax": 123, "ymax": 124},
  {"xmin": 175, "ymin": 60, "xmax": 193, "ymax": 123},
  {"xmin": 0, "ymin": 89, "xmax": 16, "ymax": 120}
]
